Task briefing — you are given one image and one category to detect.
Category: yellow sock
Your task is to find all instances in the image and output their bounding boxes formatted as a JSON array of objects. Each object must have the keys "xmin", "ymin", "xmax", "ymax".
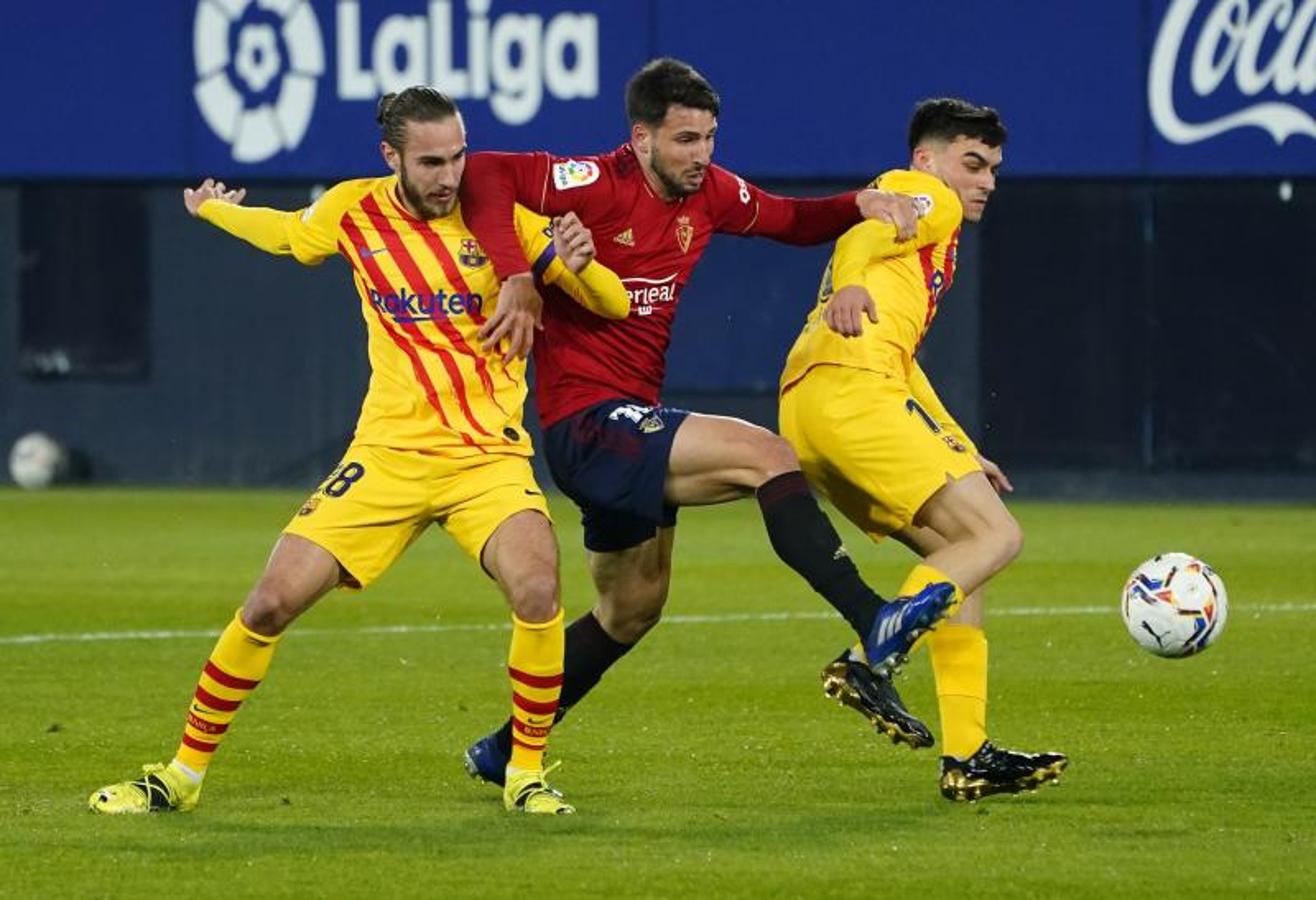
[
  {"xmin": 899, "ymin": 562, "xmax": 965, "ymax": 610},
  {"xmin": 173, "ymin": 610, "xmax": 279, "ymax": 775},
  {"xmin": 849, "ymin": 563, "xmax": 965, "ymax": 662},
  {"xmin": 507, "ymin": 609, "xmax": 565, "ymax": 773},
  {"xmin": 928, "ymin": 623, "xmax": 988, "ymax": 760}
]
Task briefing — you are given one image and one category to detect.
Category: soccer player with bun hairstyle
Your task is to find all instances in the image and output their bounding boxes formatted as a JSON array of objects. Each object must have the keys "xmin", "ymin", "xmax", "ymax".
[
  {"xmin": 779, "ymin": 97, "xmax": 1068, "ymax": 801},
  {"xmin": 88, "ymin": 86, "xmax": 631, "ymax": 817},
  {"xmin": 458, "ymin": 57, "xmax": 960, "ymax": 786}
]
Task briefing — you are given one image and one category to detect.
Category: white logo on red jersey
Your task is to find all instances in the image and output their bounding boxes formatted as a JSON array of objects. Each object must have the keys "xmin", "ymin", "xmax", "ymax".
[
  {"xmin": 622, "ymin": 274, "xmax": 678, "ymax": 317},
  {"xmin": 553, "ymin": 159, "xmax": 601, "ymax": 189},
  {"xmin": 735, "ymin": 175, "xmax": 751, "ymax": 204}
]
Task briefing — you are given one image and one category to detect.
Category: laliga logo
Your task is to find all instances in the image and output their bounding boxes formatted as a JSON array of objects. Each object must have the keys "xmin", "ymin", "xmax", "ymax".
[
  {"xmin": 195, "ymin": 1, "xmax": 599, "ymax": 163},
  {"xmin": 194, "ymin": 0, "xmax": 326, "ymax": 163},
  {"xmin": 336, "ymin": 0, "xmax": 598, "ymax": 126},
  {"xmin": 1149, "ymin": 0, "xmax": 1316, "ymax": 145}
]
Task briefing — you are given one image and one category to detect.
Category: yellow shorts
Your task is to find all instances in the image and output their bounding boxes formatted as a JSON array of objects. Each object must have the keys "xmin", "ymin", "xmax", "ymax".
[
  {"xmin": 282, "ymin": 444, "xmax": 551, "ymax": 588},
  {"xmin": 779, "ymin": 364, "xmax": 981, "ymax": 540}
]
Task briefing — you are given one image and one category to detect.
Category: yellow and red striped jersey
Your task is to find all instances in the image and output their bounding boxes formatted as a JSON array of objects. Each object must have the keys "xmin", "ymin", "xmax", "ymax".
[
  {"xmin": 779, "ymin": 168, "xmax": 976, "ymax": 452},
  {"xmin": 780, "ymin": 168, "xmax": 963, "ymax": 388},
  {"xmin": 199, "ymin": 176, "xmax": 627, "ymax": 455}
]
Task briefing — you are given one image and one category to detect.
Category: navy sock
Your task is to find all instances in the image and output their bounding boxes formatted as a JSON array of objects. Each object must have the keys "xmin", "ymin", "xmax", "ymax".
[{"xmin": 756, "ymin": 470, "xmax": 884, "ymax": 638}]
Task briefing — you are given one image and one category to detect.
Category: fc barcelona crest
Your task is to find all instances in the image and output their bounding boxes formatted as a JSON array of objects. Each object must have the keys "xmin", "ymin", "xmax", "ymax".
[
  {"xmin": 459, "ymin": 238, "xmax": 488, "ymax": 268},
  {"xmin": 675, "ymin": 215, "xmax": 694, "ymax": 253}
]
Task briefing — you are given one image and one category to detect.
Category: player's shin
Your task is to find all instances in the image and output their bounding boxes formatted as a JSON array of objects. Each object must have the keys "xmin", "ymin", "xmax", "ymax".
[
  {"xmin": 507, "ymin": 609, "xmax": 565, "ymax": 774},
  {"xmin": 756, "ymin": 470, "xmax": 885, "ymax": 636},
  {"xmin": 490, "ymin": 609, "xmax": 633, "ymax": 760},
  {"xmin": 172, "ymin": 609, "xmax": 280, "ymax": 783}
]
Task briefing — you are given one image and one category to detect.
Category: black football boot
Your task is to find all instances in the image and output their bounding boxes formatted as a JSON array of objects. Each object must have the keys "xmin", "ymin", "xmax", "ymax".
[
  {"xmin": 821, "ymin": 651, "xmax": 935, "ymax": 749},
  {"xmin": 939, "ymin": 741, "xmax": 1068, "ymax": 801}
]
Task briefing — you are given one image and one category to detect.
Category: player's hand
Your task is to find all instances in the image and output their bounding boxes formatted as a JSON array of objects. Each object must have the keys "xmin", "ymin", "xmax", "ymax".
[
  {"xmin": 183, "ymin": 178, "xmax": 247, "ymax": 217},
  {"xmin": 552, "ymin": 212, "xmax": 596, "ymax": 273},
  {"xmin": 479, "ymin": 273, "xmax": 543, "ymax": 362},
  {"xmin": 978, "ymin": 455, "xmax": 1014, "ymax": 494},
  {"xmin": 857, "ymin": 189, "xmax": 918, "ymax": 242},
  {"xmin": 823, "ymin": 285, "xmax": 878, "ymax": 337}
]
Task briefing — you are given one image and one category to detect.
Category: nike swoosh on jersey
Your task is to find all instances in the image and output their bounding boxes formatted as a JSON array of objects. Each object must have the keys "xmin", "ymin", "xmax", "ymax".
[{"xmin": 359, "ymin": 246, "xmax": 389, "ymax": 258}]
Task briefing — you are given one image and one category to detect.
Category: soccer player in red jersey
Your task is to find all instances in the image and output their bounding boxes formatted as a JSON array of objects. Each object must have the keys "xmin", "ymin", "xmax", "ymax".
[{"xmin": 460, "ymin": 58, "xmax": 957, "ymax": 785}]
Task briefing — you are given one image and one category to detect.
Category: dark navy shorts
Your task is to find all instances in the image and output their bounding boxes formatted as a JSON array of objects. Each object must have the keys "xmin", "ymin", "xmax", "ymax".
[{"xmin": 543, "ymin": 399, "xmax": 692, "ymax": 553}]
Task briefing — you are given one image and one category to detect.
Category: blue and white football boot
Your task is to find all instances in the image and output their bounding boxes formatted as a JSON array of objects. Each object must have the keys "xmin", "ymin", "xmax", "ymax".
[
  {"xmin": 863, "ymin": 581, "xmax": 957, "ymax": 677},
  {"xmin": 463, "ymin": 731, "xmax": 508, "ymax": 787}
]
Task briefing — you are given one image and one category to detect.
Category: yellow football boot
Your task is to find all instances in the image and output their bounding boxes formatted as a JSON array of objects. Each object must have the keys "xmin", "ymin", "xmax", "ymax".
[
  {"xmin": 503, "ymin": 766, "xmax": 574, "ymax": 815},
  {"xmin": 88, "ymin": 763, "xmax": 201, "ymax": 814}
]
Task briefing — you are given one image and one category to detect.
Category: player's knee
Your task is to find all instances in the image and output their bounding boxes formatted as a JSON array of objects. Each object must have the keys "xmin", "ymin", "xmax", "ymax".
[
  {"xmin": 988, "ymin": 517, "xmax": 1024, "ymax": 573},
  {"xmin": 753, "ymin": 432, "xmax": 801, "ymax": 484},
  {"xmin": 597, "ymin": 584, "xmax": 666, "ymax": 643},
  {"xmin": 242, "ymin": 580, "xmax": 303, "ymax": 636},
  {"xmin": 508, "ymin": 571, "xmax": 560, "ymax": 623},
  {"xmin": 606, "ymin": 606, "xmax": 662, "ymax": 644}
]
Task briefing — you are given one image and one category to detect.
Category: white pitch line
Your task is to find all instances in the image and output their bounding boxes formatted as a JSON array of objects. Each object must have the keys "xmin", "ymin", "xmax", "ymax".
[{"xmin": 1, "ymin": 603, "xmax": 1312, "ymax": 647}]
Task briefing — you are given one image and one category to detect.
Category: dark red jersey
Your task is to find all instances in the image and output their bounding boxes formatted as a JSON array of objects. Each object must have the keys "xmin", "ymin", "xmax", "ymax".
[{"xmin": 461, "ymin": 144, "xmax": 862, "ymax": 426}]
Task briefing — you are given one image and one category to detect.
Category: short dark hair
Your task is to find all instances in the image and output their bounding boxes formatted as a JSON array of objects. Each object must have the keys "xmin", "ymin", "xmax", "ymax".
[
  {"xmin": 376, "ymin": 86, "xmax": 460, "ymax": 151},
  {"xmin": 907, "ymin": 98, "xmax": 1006, "ymax": 153},
  {"xmin": 625, "ymin": 57, "xmax": 721, "ymax": 127}
]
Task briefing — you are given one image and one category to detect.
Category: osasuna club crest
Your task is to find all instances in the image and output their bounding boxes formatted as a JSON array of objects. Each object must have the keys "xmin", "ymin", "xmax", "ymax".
[{"xmin": 675, "ymin": 215, "xmax": 694, "ymax": 253}]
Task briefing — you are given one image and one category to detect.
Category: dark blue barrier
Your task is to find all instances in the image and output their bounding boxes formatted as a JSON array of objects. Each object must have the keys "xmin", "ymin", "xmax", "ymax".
[{"xmin": 4, "ymin": 1, "xmax": 1316, "ymax": 178}]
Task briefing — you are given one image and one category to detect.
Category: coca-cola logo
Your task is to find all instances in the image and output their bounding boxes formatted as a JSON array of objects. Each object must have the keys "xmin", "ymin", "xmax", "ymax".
[{"xmin": 1149, "ymin": 0, "xmax": 1316, "ymax": 145}]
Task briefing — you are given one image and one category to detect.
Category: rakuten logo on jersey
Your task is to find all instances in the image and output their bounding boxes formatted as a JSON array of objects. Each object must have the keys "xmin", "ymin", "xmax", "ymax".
[
  {"xmin": 1149, "ymin": 0, "xmax": 1316, "ymax": 145},
  {"xmin": 623, "ymin": 274, "xmax": 678, "ymax": 317},
  {"xmin": 369, "ymin": 287, "xmax": 484, "ymax": 322},
  {"xmin": 337, "ymin": 0, "xmax": 598, "ymax": 125}
]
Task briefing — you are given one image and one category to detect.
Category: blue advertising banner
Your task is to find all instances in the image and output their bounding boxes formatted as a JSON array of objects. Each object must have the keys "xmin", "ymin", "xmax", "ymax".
[{"xmin": 3, "ymin": 1, "xmax": 1314, "ymax": 178}]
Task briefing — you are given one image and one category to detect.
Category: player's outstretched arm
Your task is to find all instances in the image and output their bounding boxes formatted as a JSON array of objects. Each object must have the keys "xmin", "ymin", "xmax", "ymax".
[
  {"xmin": 721, "ymin": 167, "xmax": 913, "ymax": 246},
  {"xmin": 186, "ymin": 177, "xmax": 323, "ymax": 260}
]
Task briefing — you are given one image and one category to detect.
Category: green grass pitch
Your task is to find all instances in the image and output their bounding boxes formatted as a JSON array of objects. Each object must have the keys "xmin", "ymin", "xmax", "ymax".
[{"xmin": 2, "ymin": 488, "xmax": 1314, "ymax": 897}]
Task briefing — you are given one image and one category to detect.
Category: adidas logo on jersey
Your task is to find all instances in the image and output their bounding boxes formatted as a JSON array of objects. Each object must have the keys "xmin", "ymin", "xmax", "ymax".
[{"xmin": 613, "ymin": 228, "xmax": 635, "ymax": 246}]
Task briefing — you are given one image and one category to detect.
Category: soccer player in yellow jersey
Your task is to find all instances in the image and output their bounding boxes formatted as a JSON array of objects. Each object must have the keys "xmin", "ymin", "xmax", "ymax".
[
  {"xmin": 88, "ymin": 87, "xmax": 629, "ymax": 817},
  {"xmin": 779, "ymin": 98, "xmax": 1067, "ymax": 801}
]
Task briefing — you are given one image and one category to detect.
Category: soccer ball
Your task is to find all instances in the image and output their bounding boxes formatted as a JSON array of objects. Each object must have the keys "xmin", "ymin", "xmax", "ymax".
[
  {"xmin": 1120, "ymin": 552, "xmax": 1228, "ymax": 657},
  {"xmin": 8, "ymin": 431, "xmax": 68, "ymax": 490}
]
